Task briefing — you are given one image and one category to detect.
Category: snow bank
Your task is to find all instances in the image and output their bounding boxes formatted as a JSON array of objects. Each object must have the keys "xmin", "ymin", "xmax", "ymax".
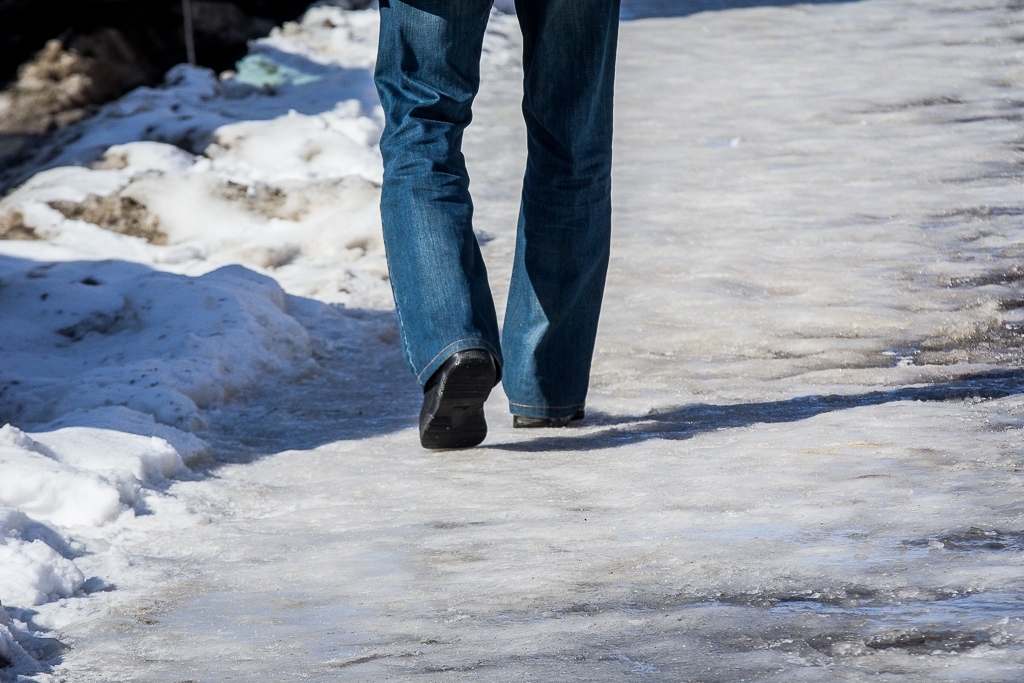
[
  {"xmin": 0, "ymin": 254, "xmax": 319, "ymax": 671},
  {"xmin": 0, "ymin": 508, "xmax": 82, "ymax": 608},
  {"xmin": 0, "ymin": 257, "xmax": 315, "ymax": 675},
  {"xmin": 0, "ymin": 140, "xmax": 388, "ymax": 307},
  {"xmin": 0, "ymin": 258, "xmax": 312, "ymax": 430},
  {"xmin": 0, "ymin": 4, "xmax": 397, "ymax": 675},
  {"xmin": 0, "ymin": 402, "xmax": 227, "ymax": 676},
  {"xmin": 0, "ymin": 508, "xmax": 78, "ymax": 678},
  {"xmin": 0, "ymin": 537, "xmax": 83, "ymax": 610},
  {"xmin": 0, "ymin": 427, "xmax": 121, "ymax": 528},
  {"xmin": 0, "ymin": 252, "xmax": 314, "ymax": 655},
  {"xmin": 255, "ymin": 3, "xmax": 380, "ymax": 71},
  {"xmin": 0, "ymin": 2, "xmax": 390, "ymax": 306},
  {"xmin": 7, "ymin": 59, "xmax": 381, "ymax": 186},
  {"xmin": 0, "ymin": 606, "xmax": 41, "ymax": 677}
]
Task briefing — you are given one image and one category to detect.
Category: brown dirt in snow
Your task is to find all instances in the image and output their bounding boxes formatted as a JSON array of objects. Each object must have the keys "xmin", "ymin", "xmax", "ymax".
[
  {"xmin": 0, "ymin": 210, "xmax": 39, "ymax": 240},
  {"xmin": 49, "ymin": 194, "xmax": 167, "ymax": 244},
  {"xmin": 0, "ymin": 29, "xmax": 149, "ymax": 136}
]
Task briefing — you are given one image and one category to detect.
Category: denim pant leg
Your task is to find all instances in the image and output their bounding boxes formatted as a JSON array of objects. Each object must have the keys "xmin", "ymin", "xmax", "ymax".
[
  {"xmin": 375, "ymin": 0, "xmax": 503, "ymax": 387},
  {"xmin": 502, "ymin": 0, "xmax": 621, "ymax": 419}
]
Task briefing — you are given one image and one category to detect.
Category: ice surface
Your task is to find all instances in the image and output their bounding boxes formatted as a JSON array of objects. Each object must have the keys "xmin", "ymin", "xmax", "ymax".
[{"xmin": 0, "ymin": 0, "xmax": 1023, "ymax": 681}]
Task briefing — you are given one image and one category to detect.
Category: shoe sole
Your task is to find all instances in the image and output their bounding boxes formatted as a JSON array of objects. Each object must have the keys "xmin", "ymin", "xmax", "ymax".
[
  {"xmin": 420, "ymin": 354, "xmax": 496, "ymax": 449},
  {"xmin": 512, "ymin": 408, "xmax": 585, "ymax": 429}
]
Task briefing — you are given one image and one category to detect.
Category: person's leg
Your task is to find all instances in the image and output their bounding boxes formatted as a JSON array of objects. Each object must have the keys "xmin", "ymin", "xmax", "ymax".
[
  {"xmin": 375, "ymin": 0, "xmax": 502, "ymax": 387},
  {"xmin": 502, "ymin": 0, "xmax": 621, "ymax": 420}
]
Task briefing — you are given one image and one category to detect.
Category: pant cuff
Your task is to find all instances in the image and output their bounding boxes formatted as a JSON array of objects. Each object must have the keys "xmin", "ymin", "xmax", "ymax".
[{"xmin": 415, "ymin": 338, "xmax": 503, "ymax": 388}]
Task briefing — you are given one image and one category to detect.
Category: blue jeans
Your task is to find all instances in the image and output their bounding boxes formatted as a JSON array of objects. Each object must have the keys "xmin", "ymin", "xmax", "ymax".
[{"xmin": 375, "ymin": 0, "xmax": 620, "ymax": 419}]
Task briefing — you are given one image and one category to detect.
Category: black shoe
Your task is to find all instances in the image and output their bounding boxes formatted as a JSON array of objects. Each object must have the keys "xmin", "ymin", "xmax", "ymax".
[
  {"xmin": 512, "ymin": 408, "xmax": 585, "ymax": 429},
  {"xmin": 419, "ymin": 350, "xmax": 498, "ymax": 449}
]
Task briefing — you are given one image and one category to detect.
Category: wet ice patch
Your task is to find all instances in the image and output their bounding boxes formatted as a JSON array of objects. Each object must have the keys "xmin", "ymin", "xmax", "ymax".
[
  {"xmin": 0, "ymin": 0, "xmax": 1019, "ymax": 679},
  {"xmin": 481, "ymin": 11, "xmax": 522, "ymax": 67},
  {"xmin": 905, "ymin": 528, "xmax": 1024, "ymax": 553}
]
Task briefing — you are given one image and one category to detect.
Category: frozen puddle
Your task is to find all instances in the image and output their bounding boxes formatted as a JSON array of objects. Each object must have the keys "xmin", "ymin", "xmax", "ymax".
[{"xmin": 2, "ymin": 0, "xmax": 1024, "ymax": 680}]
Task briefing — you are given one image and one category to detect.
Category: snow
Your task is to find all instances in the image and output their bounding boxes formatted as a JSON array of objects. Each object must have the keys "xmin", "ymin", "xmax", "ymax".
[
  {"xmin": 1, "ymin": 0, "xmax": 1023, "ymax": 681},
  {"xmin": 0, "ymin": 427, "xmax": 122, "ymax": 529},
  {"xmin": 0, "ymin": 506, "xmax": 83, "ymax": 607},
  {"xmin": 255, "ymin": 2, "xmax": 380, "ymax": 71},
  {"xmin": 0, "ymin": 258, "xmax": 314, "ymax": 429}
]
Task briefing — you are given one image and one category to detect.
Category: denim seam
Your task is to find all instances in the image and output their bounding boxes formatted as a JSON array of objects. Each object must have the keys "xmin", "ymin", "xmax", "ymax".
[
  {"xmin": 416, "ymin": 337, "xmax": 501, "ymax": 384},
  {"xmin": 508, "ymin": 400, "xmax": 586, "ymax": 410},
  {"xmin": 389, "ymin": 278, "xmax": 416, "ymax": 378}
]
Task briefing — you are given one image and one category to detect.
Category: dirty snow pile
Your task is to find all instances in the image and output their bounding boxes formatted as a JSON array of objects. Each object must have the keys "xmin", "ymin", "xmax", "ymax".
[
  {"xmin": 0, "ymin": 2, "xmax": 452, "ymax": 677},
  {"xmin": 0, "ymin": 6, "xmax": 389, "ymax": 304}
]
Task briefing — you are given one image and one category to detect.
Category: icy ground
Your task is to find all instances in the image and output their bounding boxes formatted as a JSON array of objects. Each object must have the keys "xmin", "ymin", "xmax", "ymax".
[{"xmin": 1, "ymin": 0, "xmax": 1023, "ymax": 680}]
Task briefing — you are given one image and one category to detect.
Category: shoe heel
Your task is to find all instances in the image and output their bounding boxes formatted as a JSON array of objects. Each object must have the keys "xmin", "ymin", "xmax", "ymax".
[{"xmin": 419, "ymin": 350, "xmax": 497, "ymax": 449}]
